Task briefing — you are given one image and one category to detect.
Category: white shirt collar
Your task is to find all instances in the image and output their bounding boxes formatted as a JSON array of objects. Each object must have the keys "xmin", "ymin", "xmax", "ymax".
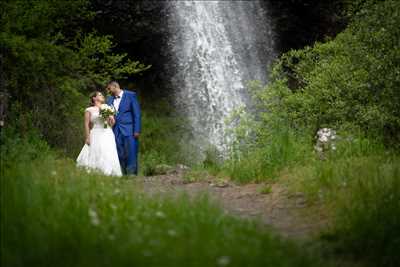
[{"xmin": 115, "ymin": 90, "xmax": 123, "ymax": 99}]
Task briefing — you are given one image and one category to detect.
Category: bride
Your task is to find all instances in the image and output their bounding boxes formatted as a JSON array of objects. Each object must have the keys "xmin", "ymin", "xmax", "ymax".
[{"xmin": 76, "ymin": 91, "xmax": 122, "ymax": 176}]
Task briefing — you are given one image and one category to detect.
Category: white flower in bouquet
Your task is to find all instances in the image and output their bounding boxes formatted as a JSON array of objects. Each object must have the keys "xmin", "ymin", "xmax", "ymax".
[{"xmin": 99, "ymin": 104, "xmax": 116, "ymax": 128}]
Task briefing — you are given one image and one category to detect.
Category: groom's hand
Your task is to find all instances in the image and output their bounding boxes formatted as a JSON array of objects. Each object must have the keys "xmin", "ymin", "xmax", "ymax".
[{"xmin": 134, "ymin": 132, "xmax": 140, "ymax": 139}]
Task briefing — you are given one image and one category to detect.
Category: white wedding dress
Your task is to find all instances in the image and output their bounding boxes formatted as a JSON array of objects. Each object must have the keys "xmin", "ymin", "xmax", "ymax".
[{"xmin": 76, "ymin": 106, "xmax": 122, "ymax": 176}]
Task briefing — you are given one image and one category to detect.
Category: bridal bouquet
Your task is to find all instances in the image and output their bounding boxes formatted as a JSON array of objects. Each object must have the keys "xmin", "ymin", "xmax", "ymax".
[{"xmin": 99, "ymin": 104, "xmax": 116, "ymax": 128}]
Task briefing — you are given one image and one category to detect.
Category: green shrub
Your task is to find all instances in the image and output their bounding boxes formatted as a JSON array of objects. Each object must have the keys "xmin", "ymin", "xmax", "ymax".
[
  {"xmin": 222, "ymin": 0, "xmax": 399, "ymax": 184},
  {"xmin": 251, "ymin": 0, "xmax": 400, "ymax": 145},
  {"xmin": 1, "ymin": 0, "xmax": 150, "ymax": 156}
]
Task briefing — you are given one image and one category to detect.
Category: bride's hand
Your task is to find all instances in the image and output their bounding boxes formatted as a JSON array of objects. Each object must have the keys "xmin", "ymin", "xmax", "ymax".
[
  {"xmin": 107, "ymin": 116, "xmax": 115, "ymax": 126},
  {"xmin": 85, "ymin": 136, "xmax": 90, "ymax": 145}
]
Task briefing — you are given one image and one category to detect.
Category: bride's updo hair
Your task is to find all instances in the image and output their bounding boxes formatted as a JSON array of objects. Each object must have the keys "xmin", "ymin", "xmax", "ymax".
[{"xmin": 89, "ymin": 91, "xmax": 101, "ymax": 106}]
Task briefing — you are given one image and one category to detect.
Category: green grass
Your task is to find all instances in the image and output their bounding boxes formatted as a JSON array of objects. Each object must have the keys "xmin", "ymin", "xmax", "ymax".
[
  {"xmin": 321, "ymin": 156, "xmax": 400, "ymax": 267},
  {"xmin": 221, "ymin": 127, "xmax": 313, "ymax": 183},
  {"xmin": 279, "ymin": 152, "xmax": 400, "ymax": 267},
  {"xmin": 218, "ymin": 124, "xmax": 400, "ymax": 266},
  {"xmin": 258, "ymin": 184, "xmax": 273, "ymax": 195},
  {"xmin": 1, "ymin": 133, "xmax": 322, "ymax": 267}
]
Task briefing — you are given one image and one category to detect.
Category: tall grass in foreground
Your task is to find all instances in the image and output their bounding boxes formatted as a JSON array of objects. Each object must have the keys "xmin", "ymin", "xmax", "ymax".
[
  {"xmin": 279, "ymin": 139, "xmax": 400, "ymax": 267},
  {"xmin": 0, "ymin": 132, "xmax": 321, "ymax": 267},
  {"xmin": 321, "ymin": 157, "xmax": 400, "ymax": 267}
]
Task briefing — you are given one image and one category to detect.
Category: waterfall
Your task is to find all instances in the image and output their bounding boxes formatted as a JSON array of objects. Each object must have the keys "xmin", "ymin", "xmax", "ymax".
[{"xmin": 167, "ymin": 0, "xmax": 276, "ymax": 158}]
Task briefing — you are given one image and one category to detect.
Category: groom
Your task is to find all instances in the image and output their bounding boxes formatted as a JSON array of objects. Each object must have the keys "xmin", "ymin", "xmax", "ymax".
[{"xmin": 106, "ymin": 81, "xmax": 141, "ymax": 176}]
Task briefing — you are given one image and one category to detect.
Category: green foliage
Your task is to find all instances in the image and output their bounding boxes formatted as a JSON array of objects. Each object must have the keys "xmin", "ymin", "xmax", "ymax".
[
  {"xmin": 223, "ymin": 0, "xmax": 399, "ymax": 182},
  {"xmin": 223, "ymin": 111, "xmax": 313, "ymax": 183},
  {"xmin": 255, "ymin": 0, "xmax": 400, "ymax": 144},
  {"xmin": 223, "ymin": 136, "xmax": 312, "ymax": 183},
  {"xmin": 258, "ymin": 184, "xmax": 272, "ymax": 195},
  {"xmin": 1, "ymin": 0, "xmax": 150, "ymax": 156},
  {"xmin": 139, "ymin": 106, "xmax": 189, "ymax": 176},
  {"xmin": 0, "ymin": 133, "xmax": 322, "ymax": 267}
]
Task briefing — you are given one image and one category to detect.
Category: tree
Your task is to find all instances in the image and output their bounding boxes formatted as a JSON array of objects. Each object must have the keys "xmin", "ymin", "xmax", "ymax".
[{"xmin": 0, "ymin": 0, "xmax": 150, "ymax": 155}]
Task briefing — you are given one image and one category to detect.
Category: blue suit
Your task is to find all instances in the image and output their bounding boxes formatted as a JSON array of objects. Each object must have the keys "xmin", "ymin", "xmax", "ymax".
[{"xmin": 107, "ymin": 90, "xmax": 141, "ymax": 175}]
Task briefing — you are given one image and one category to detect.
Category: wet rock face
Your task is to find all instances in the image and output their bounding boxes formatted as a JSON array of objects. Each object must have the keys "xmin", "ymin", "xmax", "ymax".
[
  {"xmin": 266, "ymin": 0, "xmax": 346, "ymax": 52},
  {"xmin": 91, "ymin": 1, "xmax": 168, "ymax": 45}
]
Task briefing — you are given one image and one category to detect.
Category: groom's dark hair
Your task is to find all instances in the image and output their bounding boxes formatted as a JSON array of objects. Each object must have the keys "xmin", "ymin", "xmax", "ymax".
[{"xmin": 107, "ymin": 81, "xmax": 120, "ymax": 88}]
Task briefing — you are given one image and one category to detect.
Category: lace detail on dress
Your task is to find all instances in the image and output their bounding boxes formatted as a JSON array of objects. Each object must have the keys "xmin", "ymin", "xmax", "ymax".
[{"xmin": 86, "ymin": 106, "xmax": 104, "ymax": 129}]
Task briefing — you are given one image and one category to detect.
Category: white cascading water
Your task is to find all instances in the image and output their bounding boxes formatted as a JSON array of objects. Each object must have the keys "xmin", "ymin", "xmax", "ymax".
[{"xmin": 167, "ymin": 0, "xmax": 276, "ymax": 158}]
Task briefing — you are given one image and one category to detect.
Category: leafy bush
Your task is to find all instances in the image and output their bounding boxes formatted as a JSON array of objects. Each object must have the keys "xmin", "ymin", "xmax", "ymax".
[
  {"xmin": 253, "ymin": 0, "xmax": 400, "ymax": 145},
  {"xmin": 220, "ymin": 3, "xmax": 400, "ymax": 264},
  {"xmin": 1, "ymin": 0, "xmax": 150, "ymax": 156},
  {"xmin": 223, "ymin": 0, "xmax": 399, "ymax": 183}
]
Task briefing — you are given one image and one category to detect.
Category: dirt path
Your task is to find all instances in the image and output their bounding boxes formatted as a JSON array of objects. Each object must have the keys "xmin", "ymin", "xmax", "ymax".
[{"xmin": 133, "ymin": 171, "xmax": 330, "ymax": 240}]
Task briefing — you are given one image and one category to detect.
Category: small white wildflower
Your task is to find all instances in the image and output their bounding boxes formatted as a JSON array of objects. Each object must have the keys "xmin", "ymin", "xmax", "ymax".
[
  {"xmin": 167, "ymin": 229, "xmax": 177, "ymax": 237},
  {"xmin": 88, "ymin": 208, "xmax": 100, "ymax": 226},
  {"xmin": 88, "ymin": 208, "xmax": 96, "ymax": 218},
  {"xmin": 142, "ymin": 250, "xmax": 152, "ymax": 257},
  {"xmin": 155, "ymin": 211, "xmax": 166, "ymax": 218},
  {"xmin": 318, "ymin": 190, "xmax": 324, "ymax": 200},
  {"xmin": 217, "ymin": 256, "xmax": 231, "ymax": 266},
  {"xmin": 92, "ymin": 217, "xmax": 100, "ymax": 226},
  {"xmin": 320, "ymin": 135, "xmax": 328, "ymax": 142},
  {"xmin": 314, "ymin": 145, "xmax": 323, "ymax": 152}
]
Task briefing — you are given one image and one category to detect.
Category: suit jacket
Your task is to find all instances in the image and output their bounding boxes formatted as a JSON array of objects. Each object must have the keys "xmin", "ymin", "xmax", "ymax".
[{"xmin": 107, "ymin": 90, "xmax": 141, "ymax": 137}]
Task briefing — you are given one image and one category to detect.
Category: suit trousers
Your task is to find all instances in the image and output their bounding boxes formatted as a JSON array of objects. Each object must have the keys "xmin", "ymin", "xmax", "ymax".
[{"xmin": 115, "ymin": 131, "xmax": 139, "ymax": 175}]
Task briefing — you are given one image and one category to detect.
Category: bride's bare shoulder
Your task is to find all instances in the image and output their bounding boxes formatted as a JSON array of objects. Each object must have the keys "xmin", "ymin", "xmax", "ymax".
[{"xmin": 85, "ymin": 106, "xmax": 96, "ymax": 113}]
